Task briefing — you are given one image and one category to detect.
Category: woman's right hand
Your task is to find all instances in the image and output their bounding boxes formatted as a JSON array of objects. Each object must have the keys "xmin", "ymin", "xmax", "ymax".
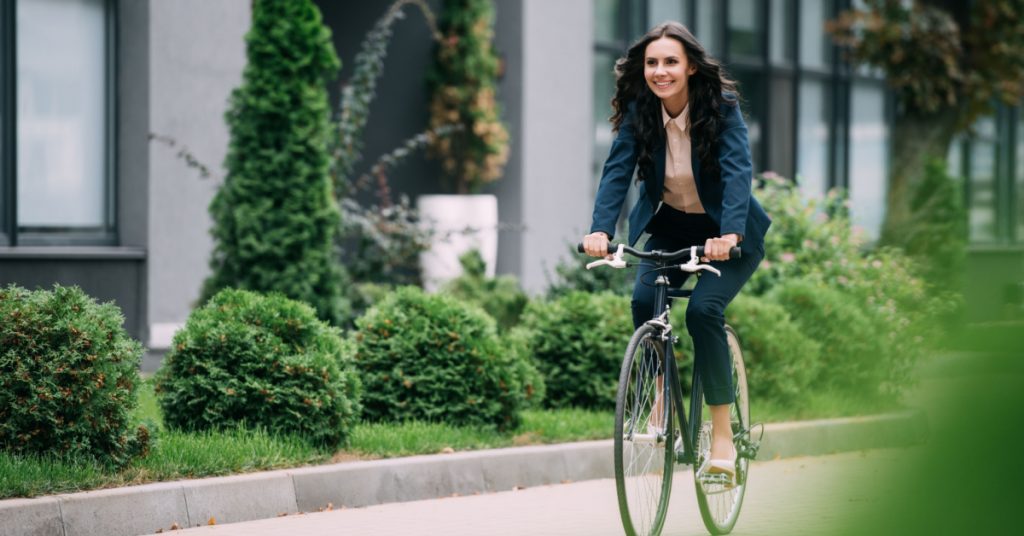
[{"xmin": 582, "ymin": 231, "xmax": 611, "ymax": 257}]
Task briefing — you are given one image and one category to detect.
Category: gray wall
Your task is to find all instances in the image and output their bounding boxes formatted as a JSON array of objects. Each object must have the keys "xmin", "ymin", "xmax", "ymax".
[
  {"xmin": 517, "ymin": 0, "xmax": 594, "ymax": 293},
  {"xmin": 493, "ymin": 0, "xmax": 524, "ymax": 281},
  {"xmin": 144, "ymin": 0, "xmax": 249, "ymax": 346}
]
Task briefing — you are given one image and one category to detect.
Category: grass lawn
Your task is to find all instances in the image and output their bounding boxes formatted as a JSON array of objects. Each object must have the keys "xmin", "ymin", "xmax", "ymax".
[{"xmin": 0, "ymin": 376, "xmax": 903, "ymax": 500}]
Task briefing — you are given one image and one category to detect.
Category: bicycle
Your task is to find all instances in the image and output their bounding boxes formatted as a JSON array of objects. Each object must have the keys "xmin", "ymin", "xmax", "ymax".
[{"xmin": 577, "ymin": 241, "xmax": 762, "ymax": 535}]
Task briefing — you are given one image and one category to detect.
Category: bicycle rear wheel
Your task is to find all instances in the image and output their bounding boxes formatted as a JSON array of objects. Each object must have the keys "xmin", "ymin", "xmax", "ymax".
[
  {"xmin": 694, "ymin": 325, "xmax": 751, "ymax": 535},
  {"xmin": 614, "ymin": 324, "xmax": 675, "ymax": 536}
]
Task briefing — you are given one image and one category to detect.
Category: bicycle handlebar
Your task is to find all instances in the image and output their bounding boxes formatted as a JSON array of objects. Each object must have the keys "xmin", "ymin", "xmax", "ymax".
[{"xmin": 576, "ymin": 242, "xmax": 742, "ymax": 261}]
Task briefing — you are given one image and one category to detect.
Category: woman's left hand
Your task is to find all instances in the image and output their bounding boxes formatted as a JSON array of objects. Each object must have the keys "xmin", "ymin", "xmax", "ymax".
[{"xmin": 702, "ymin": 234, "xmax": 740, "ymax": 262}]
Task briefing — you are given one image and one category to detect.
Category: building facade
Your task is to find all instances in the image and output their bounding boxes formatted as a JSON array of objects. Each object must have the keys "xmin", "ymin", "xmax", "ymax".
[{"xmin": 0, "ymin": 0, "xmax": 1020, "ymax": 361}]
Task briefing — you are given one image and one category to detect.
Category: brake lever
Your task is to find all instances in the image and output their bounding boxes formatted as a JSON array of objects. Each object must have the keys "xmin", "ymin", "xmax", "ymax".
[
  {"xmin": 678, "ymin": 246, "xmax": 721, "ymax": 276},
  {"xmin": 586, "ymin": 244, "xmax": 627, "ymax": 270}
]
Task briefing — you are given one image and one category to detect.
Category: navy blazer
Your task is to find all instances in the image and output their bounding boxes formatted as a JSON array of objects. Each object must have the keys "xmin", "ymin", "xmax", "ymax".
[{"xmin": 590, "ymin": 97, "xmax": 771, "ymax": 247}]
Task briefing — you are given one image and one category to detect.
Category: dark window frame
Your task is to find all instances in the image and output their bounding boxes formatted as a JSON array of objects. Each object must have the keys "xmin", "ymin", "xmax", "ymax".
[
  {"xmin": 0, "ymin": 0, "xmax": 118, "ymax": 247},
  {"xmin": 957, "ymin": 102, "xmax": 1023, "ymax": 246}
]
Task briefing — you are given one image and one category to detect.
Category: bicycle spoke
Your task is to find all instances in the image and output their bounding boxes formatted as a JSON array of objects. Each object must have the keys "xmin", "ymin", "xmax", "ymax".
[{"xmin": 615, "ymin": 328, "xmax": 673, "ymax": 536}]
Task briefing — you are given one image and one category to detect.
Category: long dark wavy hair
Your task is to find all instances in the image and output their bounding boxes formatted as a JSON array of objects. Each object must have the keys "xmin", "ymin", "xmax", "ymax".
[{"xmin": 609, "ymin": 21, "xmax": 739, "ymax": 185}]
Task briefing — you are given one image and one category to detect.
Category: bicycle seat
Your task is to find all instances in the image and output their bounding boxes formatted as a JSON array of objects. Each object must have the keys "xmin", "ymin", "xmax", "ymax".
[{"xmin": 667, "ymin": 289, "xmax": 693, "ymax": 299}]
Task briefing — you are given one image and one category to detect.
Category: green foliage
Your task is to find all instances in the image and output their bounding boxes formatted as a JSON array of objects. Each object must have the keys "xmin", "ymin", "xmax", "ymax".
[
  {"xmin": 828, "ymin": 0, "xmax": 1024, "ymax": 124},
  {"xmin": 155, "ymin": 289, "xmax": 362, "ymax": 450},
  {"xmin": 202, "ymin": 0, "xmax": 349, "ymax": 325},
  {"xmin": 500, "ymin": 327, "xmax": 547, "ymax": 409},
  {"xmin": 904, "ymin": 158, "xmax": 967, "ymax": 289},
  {"xmin": 655, "ymin": 175, "xmax": 946, "ymax": 403},
  {"xmin": 766, "ymin": 280, "xmax": 886, "ymax": 394},
  {"xmin": 340, "ymin": 195, "xmax": 430, "ymax": 291},
  {"xmin": 725, "ymin": 295, "xmax": 821, "ymax": 404},
  {"xmin": 840, "ymin": 249, "xmax": 949, "ymax": 397},
  {"xmin": 747, "ymin": 173, "xmax": 863, "ymax": 296},
  {"xmin": 427, "ymin": 0, "xmax": 510, "ymax": 193},
  {"xmin": 442, "ymin": 250, "xmax": 528, "ymax": 329},
  {"xmin": 546, "ymin": 243, "xmax": 635, "ymax": 299},
  {"xmin": 353, "ymin": 287, "xmax": 532, "ymax": 430},
  {"xmin": 519, "ymin": 292, "xmax": 634, "ymax": 410},
  {"xmin": 0, "ymin": 285, "xmax": 148, "ymax": 467}
]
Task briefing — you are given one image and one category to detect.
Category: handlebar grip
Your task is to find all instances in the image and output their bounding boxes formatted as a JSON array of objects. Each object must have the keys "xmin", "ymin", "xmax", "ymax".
[
  {"xmin": 577, "ymin": 242, "xmax": 620, "ymax": 254},
  {"xmin": 689, "ymin": 246, "xmax": 742, "ymax": 259}
]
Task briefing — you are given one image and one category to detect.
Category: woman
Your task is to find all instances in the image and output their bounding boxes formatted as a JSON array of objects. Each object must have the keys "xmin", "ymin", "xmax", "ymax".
[{"xmin": 582, "ymin": 21, "xmax": 771, "ymax": 477}]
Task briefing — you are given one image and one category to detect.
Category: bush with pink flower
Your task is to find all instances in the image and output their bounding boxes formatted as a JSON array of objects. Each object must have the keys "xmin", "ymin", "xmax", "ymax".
[{"xmin": 741, "ymin": 173, "xmax": 954, "ymax": 401}]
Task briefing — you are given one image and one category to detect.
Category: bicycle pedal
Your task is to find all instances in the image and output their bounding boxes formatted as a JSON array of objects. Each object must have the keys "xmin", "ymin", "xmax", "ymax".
[{"xmin": 698, "ymin": 472, "xmax": 736, "ymax": 492}]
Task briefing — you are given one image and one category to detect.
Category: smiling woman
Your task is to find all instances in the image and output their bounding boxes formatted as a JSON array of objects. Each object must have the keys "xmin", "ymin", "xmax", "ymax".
[
  {"xmin": 582, "ymin": 20, "xmax": 772, "ymax": 483},
  {"xmin": 643, "ymin": 37, "xmax": 697, "ymax": 117}
]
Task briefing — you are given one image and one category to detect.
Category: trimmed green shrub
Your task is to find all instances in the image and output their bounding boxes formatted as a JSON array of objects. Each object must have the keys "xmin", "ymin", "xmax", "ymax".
[
  {"xmin": 0, "ymin": 285, "xmax": 148, "ymax": 466},
  {"xmin": 500, "ymin": 327, "xmax": 547, "ymax": 409},
  {"xmin": 443, "ymin": 250, "xmax": 528, "ymax": 329},
  {"xmin": 724, "ymin": 294, "xmax": 821, "ymax": 403},
  {"xmin": 155, "ymin": 289, "xmax": 361, "ymax": 450},
  {"xmin": 767, "ymin": 279, "xmax": 886, "ymax": 395},
  {"xmin": 519, "ymin": 292, "xmax": 633, "ymax": 410},
  {"xmin": 201, "ymin": 0, "xmax": 350, "ymax": 325},
  {"xmin": 353, "ymin": 287, "xmax": 531, "ymax": 430}
]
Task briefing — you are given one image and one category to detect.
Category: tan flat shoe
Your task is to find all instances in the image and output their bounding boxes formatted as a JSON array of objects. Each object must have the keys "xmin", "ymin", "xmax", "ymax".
[{"xmin": 706, "ymin": 445, "xmax": 737, "ymax": 477}]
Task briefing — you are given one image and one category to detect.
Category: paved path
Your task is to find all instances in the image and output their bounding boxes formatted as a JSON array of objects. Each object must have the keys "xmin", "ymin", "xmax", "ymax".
[{"xmin": 152, "ymin": 448, "xmax": 906, "ymax": 535}]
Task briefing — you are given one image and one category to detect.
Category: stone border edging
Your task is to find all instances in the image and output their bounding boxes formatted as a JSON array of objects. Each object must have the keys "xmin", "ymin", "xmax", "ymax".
[{"xmin": 0, "ymin": 410, "xmax": 926, "ymax": 536}]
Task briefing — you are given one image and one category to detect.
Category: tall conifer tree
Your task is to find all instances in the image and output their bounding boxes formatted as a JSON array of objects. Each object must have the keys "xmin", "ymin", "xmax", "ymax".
[{"xmin": 202, "ymin": 0, "xmax": 349, "ymax": 325}]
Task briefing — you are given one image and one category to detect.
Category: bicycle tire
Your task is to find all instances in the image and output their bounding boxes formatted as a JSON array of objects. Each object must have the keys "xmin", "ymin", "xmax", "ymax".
[
  {"xmin": 614, "ymin": 324, "xmax": 675, "ymax": 536},
  {"xmin": 694, "ymin": 325, "xmax": 751, "ymax": 535}
]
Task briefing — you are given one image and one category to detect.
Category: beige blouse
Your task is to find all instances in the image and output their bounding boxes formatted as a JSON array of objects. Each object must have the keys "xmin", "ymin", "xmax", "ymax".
[{"xmin": 661, "ymin": 103, "xmax": 705, "ymax": 214}]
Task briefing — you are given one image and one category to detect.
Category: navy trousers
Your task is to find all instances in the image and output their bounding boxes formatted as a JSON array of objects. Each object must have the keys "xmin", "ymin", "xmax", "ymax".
[{"xmin": 631, "ymin": 206, "xmax": 764, "ymax": 406}]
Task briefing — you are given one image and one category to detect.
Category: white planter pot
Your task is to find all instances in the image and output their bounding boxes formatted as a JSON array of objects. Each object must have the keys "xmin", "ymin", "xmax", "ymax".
[{"xmin": 417, "ymin": 194, "xmax": 498, "ymax": 292}]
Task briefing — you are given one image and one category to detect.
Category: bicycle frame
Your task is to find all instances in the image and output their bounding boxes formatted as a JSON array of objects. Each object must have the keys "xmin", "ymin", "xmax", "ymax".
[{"xmin": 646, "ymin": 271, "xmax": 703, "ymax": 466}]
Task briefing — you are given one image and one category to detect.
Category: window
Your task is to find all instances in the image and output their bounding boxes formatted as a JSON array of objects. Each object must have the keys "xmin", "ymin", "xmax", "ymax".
[
  {"xmin": 968, "ymin": 116, "xmax": 999, "ymax": 243},
  {"xmin": 695, "ymin": 0, "xmax": 722, "ymax": 57},
  {"xmin": 1, "ymin": 0, "xmax": 114, "ymax": 246},
  {"xmin": 799, "ymin": 0, "xmax": 829, "ymax": 70},
  {"xmin": 727, "ymin": 0, "xmax": 762, "ymax": 60},
  {"xmin": 1, "ymin": 1, "xmax": 11, "ymax": 245},
  {"xmin": 769, "ymin": 0, "xmax": 795, "ymax": 66},
  {"xmin": 847, "ymin": 82, "xmax": 888, "ymax": 241},
  {"xmin": 1017, "ymin": 108, "xmax": 1024, "ymax": 241},
  {"xmin": 733, "ymin": 68, "xmax": 764, "ymax": 172},
  {"xmin": 648, "ymin": 0, "xmax": 688, "ymax": 27},
  {"xmin": 952, "ymin": 105, "xmax": 1024, "ymax": 246},
  {"xmin": 797, "ymin": 78, "xmax": 831, "ymax": 199}
]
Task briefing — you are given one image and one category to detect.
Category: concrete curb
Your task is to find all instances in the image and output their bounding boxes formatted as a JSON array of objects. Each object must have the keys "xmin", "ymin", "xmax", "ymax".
[{"xmin": 0, "ymin": 411, "xmax": 926, "ymax": 536}]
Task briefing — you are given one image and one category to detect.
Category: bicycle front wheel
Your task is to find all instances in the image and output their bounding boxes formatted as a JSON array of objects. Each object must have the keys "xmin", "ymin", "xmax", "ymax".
[
  {"xmin": 614, "ymin": 324, "xmax": 675, "ymax": 536},
  {"xmin": 694, "ymin": 325, "xmax": 751, "ymax": 534}
]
